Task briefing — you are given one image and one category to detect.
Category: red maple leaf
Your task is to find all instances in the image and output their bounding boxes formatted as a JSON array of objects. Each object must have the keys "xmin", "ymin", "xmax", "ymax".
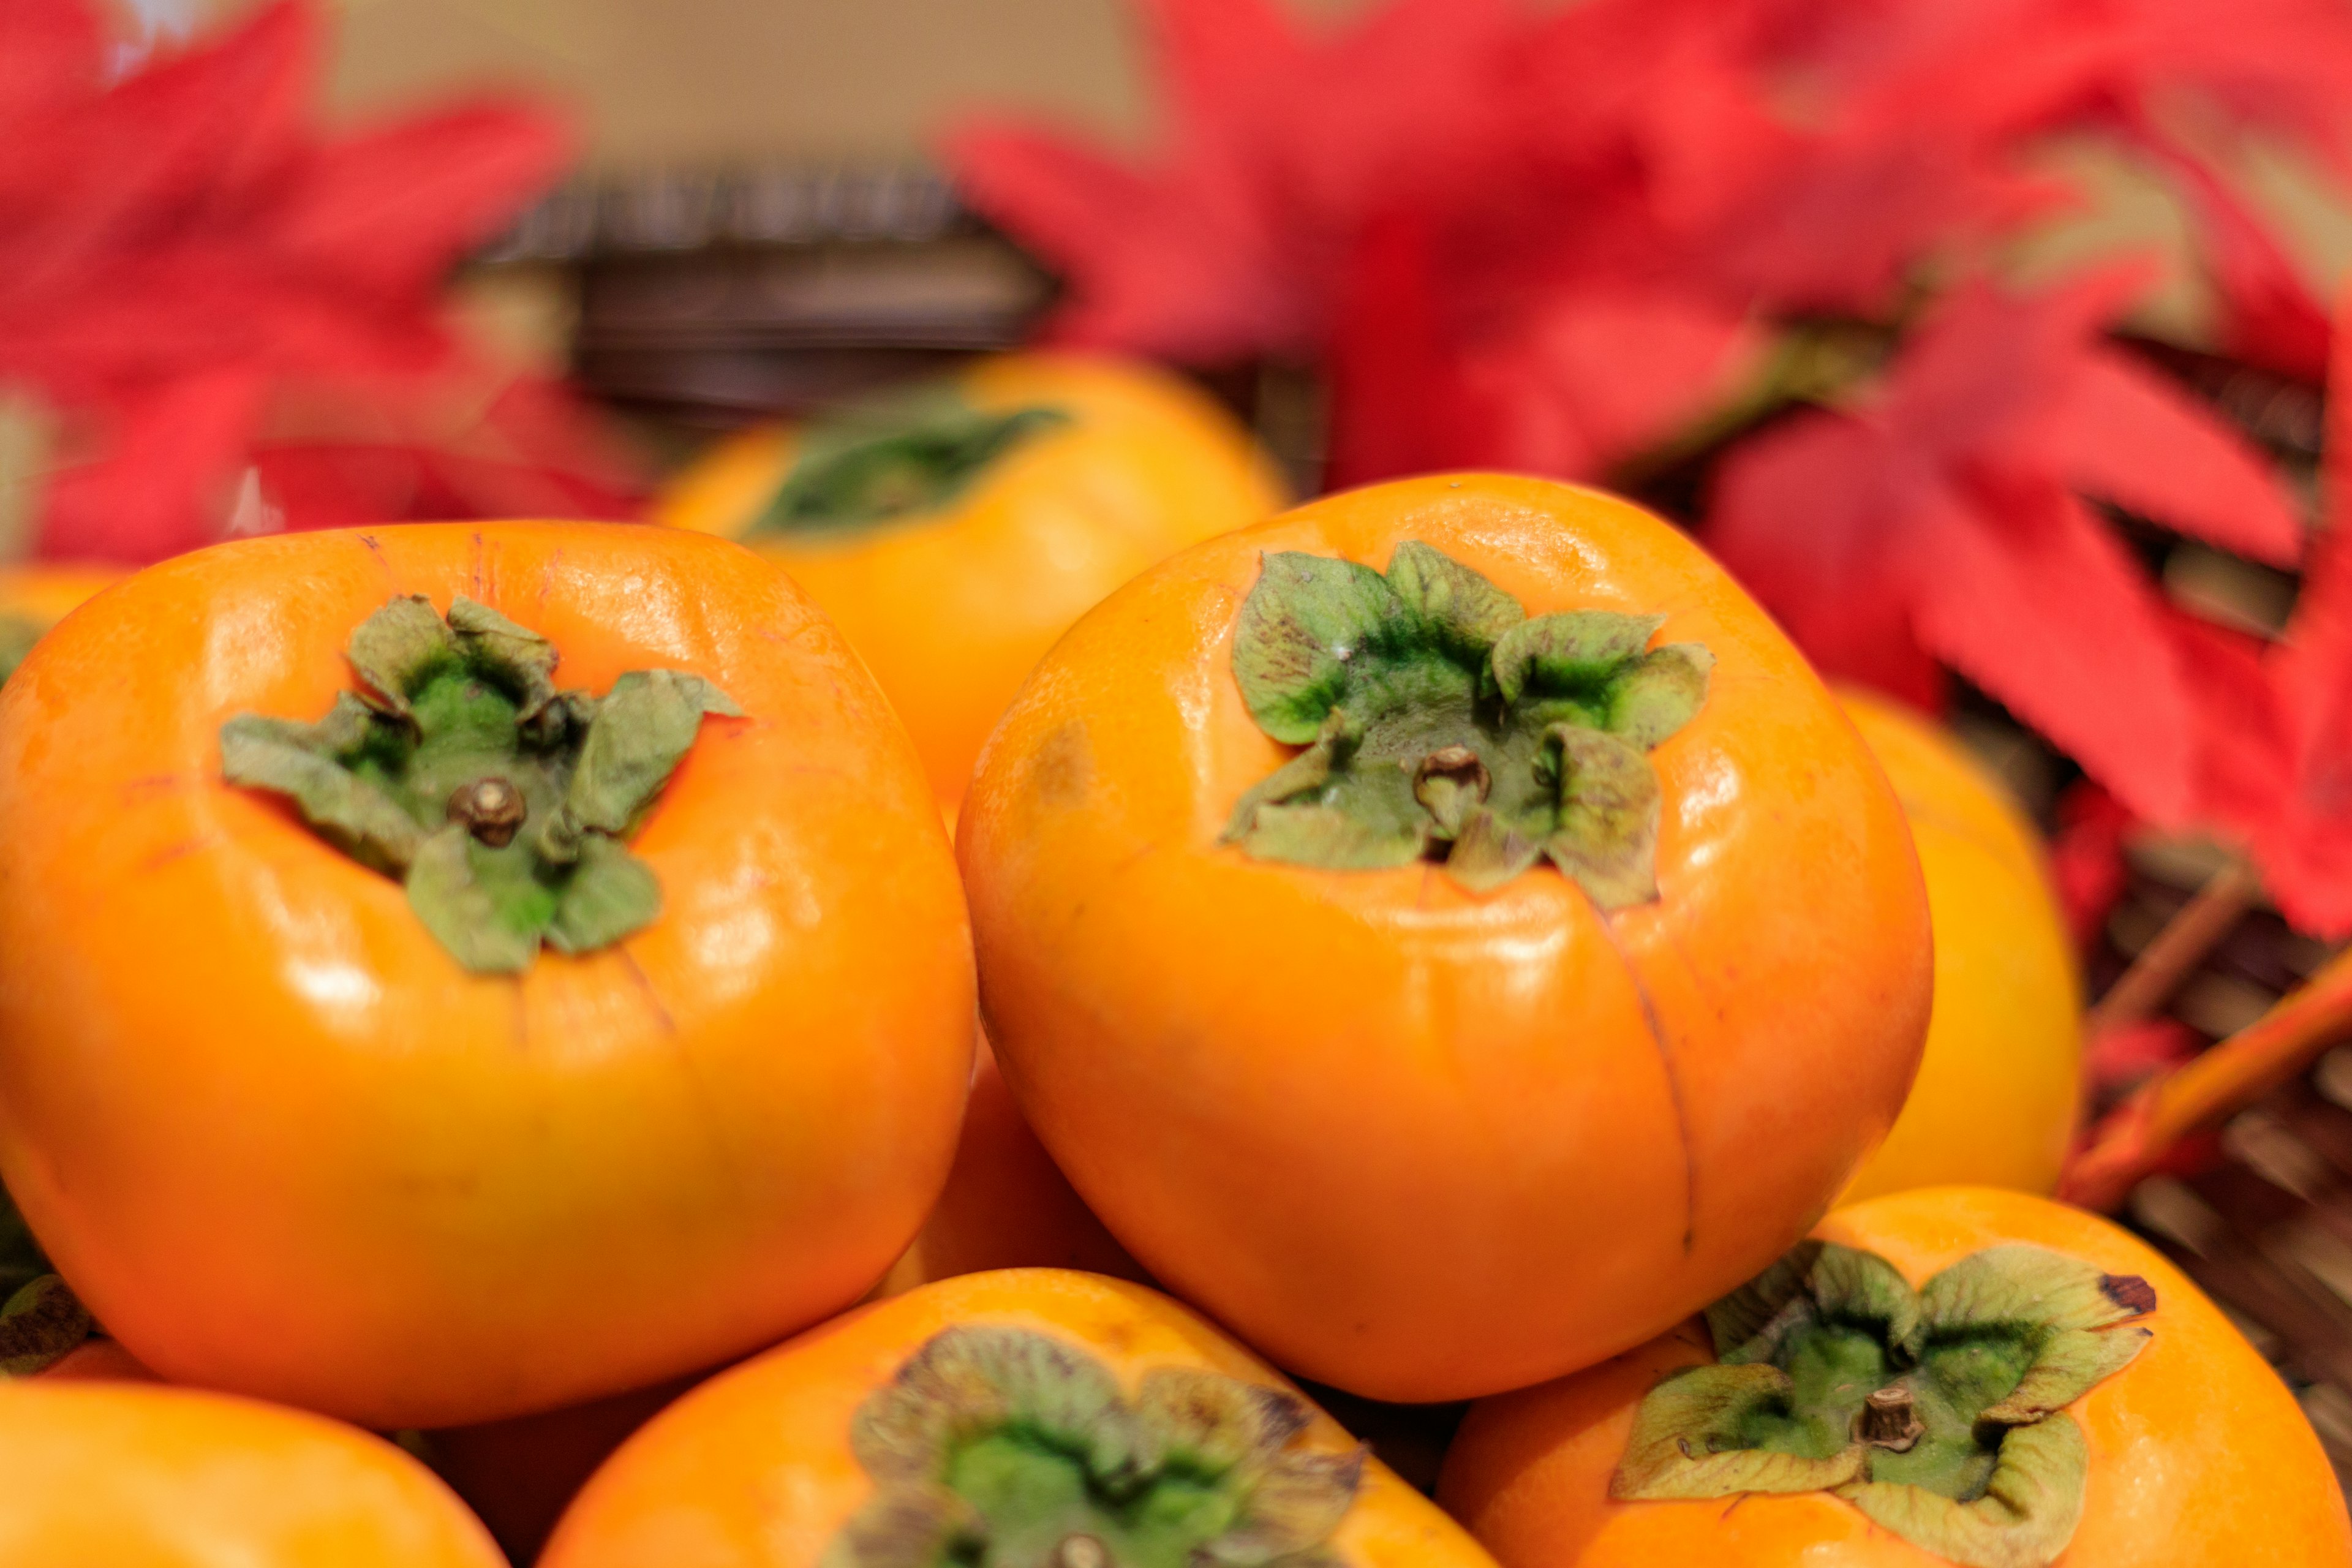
[
  {"xmin": 0, "ymin": 0, "xmax": 638, "ymax": 562},
  {"xmin": 1704, "ymin": 268, "xmax": 2302, "ymax": 824}
]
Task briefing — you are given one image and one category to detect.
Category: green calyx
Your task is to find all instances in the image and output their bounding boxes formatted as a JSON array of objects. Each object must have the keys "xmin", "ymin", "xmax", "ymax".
[
  {"xmin": 1613, "ymin": 1242, "xmax": 2159, "ymax": 1568},
  {"xmin": 0, "ymin": 1185, "xmax": 91, "ymax": 1376},
  {"xmin": 221, "ymin": 594, "xmax": 739, "ymax": 974},
  {"xmin": 747, "ymin": 389, "xmax": 1069, "ymax": 538},
  {"xmin": 0, "ymin": 611, "xmax": 46, "ymax": 688},
  {"xmin": 826, "ymin": 1325, "xmax": 1365, "ymax": 1568},
  {"xmin": 1222, "ymin": 541, "xmax": 1712, "ymax": 903}
]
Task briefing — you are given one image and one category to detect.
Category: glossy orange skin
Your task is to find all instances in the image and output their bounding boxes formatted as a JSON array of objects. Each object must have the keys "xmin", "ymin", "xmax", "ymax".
[
  {"xmin": 0, "ymin": 523, "xmax": 975, "ymax": 1429},
  {"xmin": 659, "ymin": 353, "xmax": 1287, "ymax": 804},
  {"xmin": 1441, "ymin": 1187, "xmax": 2352, "ymax": 1567},
  {"xmin": 1836, "ymin": 690, "xmax": 2082, "ymax": 1204},
  {"xmin": 540, "ymin": 1268, "xmax": 1499, "ymax": 1568},
  {"xmin": 959, "ymin": 474, "xmax": 1932, "ymax": 1401},
  {"xmin": 0, "ymin": 564, "xmax": 123, "ymax": 631},
  {"xmin": 0, "ymin": 1379, "xmax": 505, "ymax": 1566},
  {"xmin": 877, "ymin": 1033, "xmax": 1148, "ymax": 1297}
]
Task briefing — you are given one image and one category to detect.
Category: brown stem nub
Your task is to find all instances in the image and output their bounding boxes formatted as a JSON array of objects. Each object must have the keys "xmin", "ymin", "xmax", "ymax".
[
  {"xmin": 1856, "ymin": 1385, "xmax": 1924, "ymax": 1452},
  {"xmin": 1054, "ymin": 1535, "xmax": 1110, "ymax": 1568},
  {"xmin": 448, "ymin": 777, "xmax": 527, "ymax": 847},
  {"xmin": 1414, "ymin": 744, "xmax": 1491, "ymax": 802}
]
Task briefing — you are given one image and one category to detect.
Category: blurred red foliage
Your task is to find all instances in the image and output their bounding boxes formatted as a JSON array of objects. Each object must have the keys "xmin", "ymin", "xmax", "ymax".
[
  {"xmin": 0, "ymin": 0, "xmax": 638, "ymax": 564},
  {"xmin": 953, "ymin": 0, "xmax": 2352, "ymax": 846}
]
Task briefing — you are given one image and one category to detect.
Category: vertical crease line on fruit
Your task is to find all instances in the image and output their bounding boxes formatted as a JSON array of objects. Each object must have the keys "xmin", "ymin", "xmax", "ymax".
[
  {"xmin": 617, "ymin": 946, "xmax": 679, "ymax": 1036},
  {"xmin": 1597, "ymin": 912, "xmax": 1696, "ymax": 1254},
  {"xmin": 469, "ymin": 529, "xmax": 488, "ymax": 600}
]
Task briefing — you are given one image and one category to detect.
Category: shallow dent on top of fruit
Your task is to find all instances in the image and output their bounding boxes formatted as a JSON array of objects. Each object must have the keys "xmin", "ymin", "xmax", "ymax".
[{"xmin": 1218, "ymin": 540, "xmax": 1712, "ymax": 906}]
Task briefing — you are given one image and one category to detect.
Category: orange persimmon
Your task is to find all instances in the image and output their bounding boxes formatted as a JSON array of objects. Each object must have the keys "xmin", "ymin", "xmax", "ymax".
[
  {"xmin": 658, "ymin": 352, "xmax": 1286, "ymax": 804},
  {"xmin": 540, "ymin": 1267, "xmax": 1500, "ymax": 1568},
  {"xmin": 1837, "ymin": 691, "xmax": 2082, "ymax": 1204},
  {"xmin": 0, "ymin": 523, "xmax": 974, "ymax": 1429},
  {"xmin": 1440, "ymin": 1186, "xmax": 2351, "ymax": 1568},
  {"xmin": 958, "ymin": 473, "xmax": 1932, "ymax": 1401},
  {"xmin": 0, "ymin": 1379, "xmax": 505, "ymax": 1564},
  {"xmin": 876, "ymin": 1033, "xmax": 1148, "ymax": 1297}
]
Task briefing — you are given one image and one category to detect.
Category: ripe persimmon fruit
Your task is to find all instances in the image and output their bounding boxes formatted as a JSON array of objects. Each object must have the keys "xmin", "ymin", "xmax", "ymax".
[
  {"xmin": 658, "ymin": 352, "xmax": 1286, "ymax": 804},
  {"xmin": 1441, "ymin": 1185, "xmax": 2351, "ymax": 1567},
  {"xmin": 0, "ymin": 1379, "xmax": 505, "ymax": 1564},
  {"xmin": 957, "ymin": 473, "xmax": 1932, "ymax": 1401},
  {"xmin": 540, "ymin": 1267, "xmax": 1501, "ymax": 1568},
  {"xmin": 0, "ymin": 523, "xmax": 974, "ymax": 1428},
  {"xmin": 1836, "ymin": 690, "xmax": 2082, "ymax": 1204}
]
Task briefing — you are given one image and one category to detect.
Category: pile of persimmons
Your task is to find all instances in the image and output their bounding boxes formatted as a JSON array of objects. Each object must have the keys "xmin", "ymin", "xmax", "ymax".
[{"xmin": 0, "ymin": 353, "xmax": 2339, "ymax": 1567}]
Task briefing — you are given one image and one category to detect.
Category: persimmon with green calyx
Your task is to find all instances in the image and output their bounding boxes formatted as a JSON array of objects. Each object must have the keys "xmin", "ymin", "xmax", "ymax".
[
  {"xmin": 222, "ymin": 594, "xmax": 739, "ymax": 973},
  {"xmin": 0, "ymin": 523, "xmax": 976, "ymax": 1430},
  {"xmin": 958, "ymin": 473, "xmax": 1932, "ymax": 1403},
  {"xmin": 1835, "ymin": 690, "xmax": 2082, "ymax": 1204},
  {"xmin": 0, "ymin": 1379, "xmax": 505, "ymax": 1565},
  {"xmin": 658, "ymin": 353, "xmax": 1287, "ymax": 805},
  {"xmin": 1439, "ymin": 1186, "xmax": 2352, "ymax": 1568},
  {"xmin": 539, "ymin": 1268, "xmax": 1499, "ymax": 1568}
]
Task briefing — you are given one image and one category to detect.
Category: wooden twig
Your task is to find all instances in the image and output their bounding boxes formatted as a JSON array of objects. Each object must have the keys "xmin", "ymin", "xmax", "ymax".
[
  {"xmin": 2062, "ymin": 943, "xmax": 2352, "ymax": 1212},
  {"xmin": 2084, "ymin": 854, "xmax": 2262, "ymax": 1039}
]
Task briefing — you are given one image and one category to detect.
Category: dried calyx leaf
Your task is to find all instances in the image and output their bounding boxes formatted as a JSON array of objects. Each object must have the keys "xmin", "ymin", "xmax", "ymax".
[
  {"xmin": 1223, "ymin": 540, "xmax": 1711, "ymax": 904},
  {"xmin": 1615, "ymin": 1242, "xmax": 2158, "ymax": 1568},
  {"xmin": 826, "ymin": 1325, "xmax": 1363, "ymax": 1568},
  {"xmin": 747, "ymin": 388, "xmax": 1070, "ymax": 538},
  {"xmin": 222, "ymin": 594, "xmax": 740, "ymax": 974},
  {"xmin": 0, "ymin": 1185, "xmax": 91, "ymax": 1376}
]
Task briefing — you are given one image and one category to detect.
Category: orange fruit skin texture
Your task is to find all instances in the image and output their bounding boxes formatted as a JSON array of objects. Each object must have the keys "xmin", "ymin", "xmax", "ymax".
[
  {"xmin": 1837, "ymin": 690, "xmax": 2084, "ymax": 1204},
  {"xmin": 657, "ymin": 352, "xmax": 1288, "ymax": 805},
  {"xmin": 539, "ymin": 1267, "xmax": 1498, "ymax": 1568},
  {"xmin": 0, "ymin": 1379, "xmax": 505, "ymax": 1566},
  {"xmin": 1439, "ymin": 1186, "xmax": 2352, "ymax": 1568},
  {"xmin": 957, "ymin": 473, "xmax": 1934, "ymax": 1401},
  {"xmin": 0, "ymin": 522, "xmax": 976, "ymax": 1430},
  {"xmin": 876, "ymin": 1031, "xmax": 1150, "ymax": 1296},
  {"xmin": 0, "ymin": 563, "xmax": 123, "ymax": 628}
]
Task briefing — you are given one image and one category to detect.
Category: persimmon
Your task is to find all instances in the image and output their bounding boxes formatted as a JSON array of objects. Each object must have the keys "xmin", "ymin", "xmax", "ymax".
[
  {"xmin": 1440, "ymin": 1186, "xmax": 2352, "ymax": 1568},
  {"xmin": 539, "ymin": 1267, "xmax": 1500, "ymax": 1568},
  {"xmin": 657, "ymin": 352, "xmax": 1286, "ymax": 804},
  {"xmin": 958, "ymin": 473, "xmax": 1931, "ymax": 1401},
  {"xmin": 0, "ymin": 522, "xmax": 974, "ymax": 1428},
  {"xmin": 1837, "ymin": 692, "xmax": 2082, "ymax": 1204},
  {"xmin": 0, "ymin": 1379, "xmax": 504, "ymax": 1564},
  {"xmin": 877, "ymin": 1033, "xmax": 1148, "ymax": 1297}
]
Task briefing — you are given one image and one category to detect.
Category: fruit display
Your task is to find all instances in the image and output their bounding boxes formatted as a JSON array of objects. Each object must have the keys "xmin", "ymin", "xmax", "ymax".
[
  {"xmin": 0, "ymin": 522, "xmax": 974, "ymax": 1429},
  {"xmin": 657, "ymin": 352, "xmax": 1287, "ymax": 805},
  {"xmin": 1439, "ymin": 1187, "xmax": 2352, "ymax": 1567},
  {"xmin": 958, "ymin": 473, "xmax": 1932, "ymax": 1401},
  {"xmin": 1836, "ymin": 690, "xmax": 2084, "ymax": 1205}
]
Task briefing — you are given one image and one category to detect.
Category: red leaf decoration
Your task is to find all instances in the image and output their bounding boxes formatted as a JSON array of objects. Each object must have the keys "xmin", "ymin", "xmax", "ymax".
[{"xmin": 0, "ymin": 0, "xmax": 635, "ymax": 562}]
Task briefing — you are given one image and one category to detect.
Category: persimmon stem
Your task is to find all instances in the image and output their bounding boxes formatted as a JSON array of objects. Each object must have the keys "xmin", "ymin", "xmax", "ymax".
[
  {"xmin": 2084, "ymin": 854, "xmax": 2261, "ymax": 1038},
  {"xmin": 2062, "ymin": 941, "xmax": 2352, "ymax": 1210}
]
